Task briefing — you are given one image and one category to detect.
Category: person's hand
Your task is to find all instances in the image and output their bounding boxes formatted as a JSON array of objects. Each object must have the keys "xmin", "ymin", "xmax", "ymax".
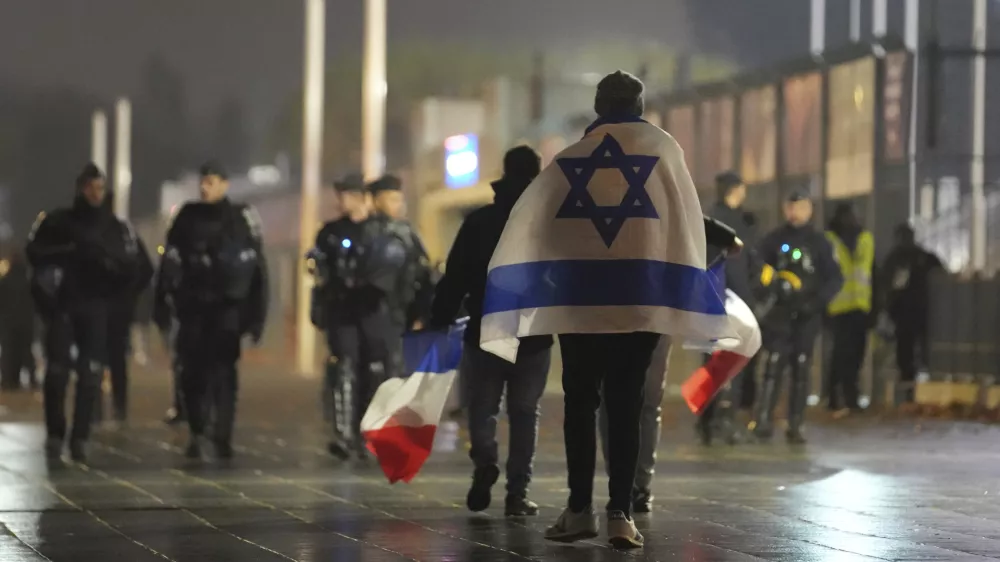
[{"xmin": 728, "ymin": 236, "xmax": 744, "ymax": 256}]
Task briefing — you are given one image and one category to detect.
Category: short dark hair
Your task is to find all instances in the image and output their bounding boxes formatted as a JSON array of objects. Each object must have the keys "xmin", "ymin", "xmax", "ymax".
[
  {"xmin": 76, "ymin": 162, "xmax": 104, "ymax": 189},
  {"xmin": 715, "ymin": 171, "xmax": 743, "ymax": 200},
  {"xmin": 199, "ymin": 160, "xmax": 228, "ymax": 180},
  {"xmin": 503, "ymin": 146, "xmax": 541, "ymax": 180},
  {"xmin": 368, "ymin": 174, "xmax": 402, "ymax": 195},
  {"xmin": 594, "ymin": 70, "xmax": 645, "ymax": 118},
  {"xmin": 334, "ymin": 173, "xmax": 365, "ymax": 193}
]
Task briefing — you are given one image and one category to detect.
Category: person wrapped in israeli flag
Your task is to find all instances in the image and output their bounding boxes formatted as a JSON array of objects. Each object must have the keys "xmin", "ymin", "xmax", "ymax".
[{"xmin": 480, "ymin": 70, "xmax": 742, "ymax": 550}]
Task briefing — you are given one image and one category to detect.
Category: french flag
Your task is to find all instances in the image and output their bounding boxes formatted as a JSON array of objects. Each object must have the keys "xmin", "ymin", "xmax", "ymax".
[
  {"xmin": 360, "ymin": 320, "xmax": 466, "ymax": 483},
  {"xmin": 681, "ymin": 287, "xmax": 762, "ymax": 414}
]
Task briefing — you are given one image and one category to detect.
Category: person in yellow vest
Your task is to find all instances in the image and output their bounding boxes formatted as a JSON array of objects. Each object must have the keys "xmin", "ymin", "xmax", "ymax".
[{"xmin": 825, "ymin": 203, "xmax": 876, "ymax": 417}]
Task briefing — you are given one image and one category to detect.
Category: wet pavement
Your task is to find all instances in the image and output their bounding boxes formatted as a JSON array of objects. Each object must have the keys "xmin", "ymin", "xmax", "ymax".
[{"xmin": 1, "ymin": 360, "xmax": 1000, "ymax": 561}]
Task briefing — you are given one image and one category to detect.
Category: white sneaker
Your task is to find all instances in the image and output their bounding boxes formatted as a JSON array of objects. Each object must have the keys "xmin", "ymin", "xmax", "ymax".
[
  {"xmin": 544, "ymin": 506, "xmax": 599, "ymax": 543},
  {"xmin": 607, "ymin": 510, "xmax": 643, "ymax": 549}
]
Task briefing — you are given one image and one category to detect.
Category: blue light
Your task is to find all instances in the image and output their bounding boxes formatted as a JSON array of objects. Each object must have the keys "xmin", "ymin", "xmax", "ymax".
[
  {"xmin": 781, "ymin": 244, "xmax": 790, "ymax": 253},
  {"xmin": 444, "ymin": 134, "xmax": 479, "ymax": 189},
  {"xmin": 341, "ymin": 238, "xmax": 352, "ymax": 249}
]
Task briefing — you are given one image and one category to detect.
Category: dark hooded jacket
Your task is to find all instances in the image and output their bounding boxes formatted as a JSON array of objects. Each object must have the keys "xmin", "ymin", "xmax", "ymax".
[{"xmin": 430, "ymin": 175, "xmax": 553, "ymax": 353}]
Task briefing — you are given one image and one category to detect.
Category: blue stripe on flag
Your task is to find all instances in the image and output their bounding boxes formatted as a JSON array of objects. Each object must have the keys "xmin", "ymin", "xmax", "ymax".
[
  {"xmin": 402, "ymin": 324, "xmax": 465, "ymax": 376},
  {"xmin": 482, "ymin": 259, "xmax": 726, "ymax": 316}
]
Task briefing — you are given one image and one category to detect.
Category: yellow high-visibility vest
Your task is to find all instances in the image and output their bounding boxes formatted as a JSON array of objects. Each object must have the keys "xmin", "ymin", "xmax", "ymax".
[{"xmin": 825, "ymin": 230, "xmax": 874, "ymax": 315}]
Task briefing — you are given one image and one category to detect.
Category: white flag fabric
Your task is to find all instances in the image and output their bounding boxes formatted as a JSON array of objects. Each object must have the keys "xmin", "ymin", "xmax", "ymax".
[{"xmin": 480, "ymin": 116, "xmax": 737, "ymax": 362}]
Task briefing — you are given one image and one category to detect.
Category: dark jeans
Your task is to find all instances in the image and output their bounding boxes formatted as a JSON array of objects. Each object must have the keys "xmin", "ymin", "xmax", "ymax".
[
  {"xmin": 560, "ymin": 332, "xmax": 660, "ymax": 516},
  {"xmin": 463, "ymin": 344, "xmax": 550, "ymax": 497},
  {"xmin": 827, "ymin": 311, "xmax": 868, "ymax": 410},
  {"xmin": 43, "ymin": 300, "xmax": 109, "ymax": 443},
  {"xmin": 895, "ymin": 316, "xmax": 928, "ymax": 402},
  {"xmin": 598, "ymin": 335, "xmax": 671, "ymax": 494},
  {"xmin": 176, "ymin": 309, "xmax": 242, "ymax": 444}
]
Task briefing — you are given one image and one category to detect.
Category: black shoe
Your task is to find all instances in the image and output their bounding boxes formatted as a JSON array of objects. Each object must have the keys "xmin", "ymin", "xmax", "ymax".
[
  {"xmin": 632, "ymin": 490, "xmax": 653, "ymax": 514},
  {"xmin": 215, "ymin": 440, "xmax": 234, "ymax": 459},
  {"xmin": 185, "ymin": 436, "xmax": 205, "ymax": 459},
  {"xmin": 752, "ymin": 422, "xmax": 774, "ymax": 442},
  {"xmin": 69, "ymin": 440, "xmax": 87, "ymax": 463},
  {"xmin": 45, "ymin": 437, "xmax": 64, "ymax": 459},
  {"xmin": 504, "ymin": 495, "xmax": 539, "ymax": 517},
  {"xmin": 466, "ymin": 465, "xmax": 500, "ymax": 512},
  {"xmin": 327, "ymin": 440, "xmax": 351, "ymax": 461},
  {"xmin": 786, "ymin": 427, "xmax": 807, "ymax": 445},
  {"xmin": 695, "ymin": 418, "xmax": 713, "ymax": 446}
]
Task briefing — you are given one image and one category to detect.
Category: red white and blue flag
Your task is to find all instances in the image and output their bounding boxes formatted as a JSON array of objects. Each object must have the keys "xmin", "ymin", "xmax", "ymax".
[{"xmin": 360, "ymin": 320, "xmax": 466, "ymax": 483}]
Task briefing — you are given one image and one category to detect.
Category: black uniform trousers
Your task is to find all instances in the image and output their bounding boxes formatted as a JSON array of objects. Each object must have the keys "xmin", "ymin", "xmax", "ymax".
[
  {"xmin": 756, "ymin": 318, "xmax": 820, "ymax": 431},
  {"xmin": 560, "ymin": 332, "xmax": 660, "ymax": 516},
  {"xmin": 176, "ymin": 307, "xmax": 242, "ymax": 445},
  {"xmin": 325, "ymin": 309, "xmax": 395, "ymax": 444},
  {"xmin": 1, "ymin": 323, "xmax": 36, "ymax": 390},
  {"xmin": 94, "ymin": 300, "xmax": 132, "ymax": 421},
  {"xmin": 827, "ymin": 310, "xmax": 868, "ymax": 410},
  {"xmin": 43, "ymin": 299, "xmax": 108, "ymax": 443}
]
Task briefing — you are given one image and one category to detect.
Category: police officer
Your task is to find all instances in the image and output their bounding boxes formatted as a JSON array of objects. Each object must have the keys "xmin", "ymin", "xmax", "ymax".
[
  {"xmin": 95, "ymin": 191, "xmax": 154, "ymax": 424},
  {"xmin": 154, "ymin": 161, "xmax": 269, "ymax": 460},
  {"xmin": 26, "ymin": 163, "xmax": 135, "ymax": 461},
  {"xmin": 310, "ymin": 174, "xmax": 411, "ymax": 460},
  {"xmin": 368, "ymin": 175, "xmax": 434, "ymax": 332},
  {"xmin": 697, "ymin": 171, "xmax": 761, "ymax": 445},
  {"xmin": 752, "ymin": 190, "xmax": 843, "ymax": 444}
]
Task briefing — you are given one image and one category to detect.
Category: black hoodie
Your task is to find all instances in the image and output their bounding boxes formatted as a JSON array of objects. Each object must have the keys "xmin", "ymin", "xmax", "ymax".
[{"xmin": 430, "ymin": 175, "xmax": 554, "ymax": 354}]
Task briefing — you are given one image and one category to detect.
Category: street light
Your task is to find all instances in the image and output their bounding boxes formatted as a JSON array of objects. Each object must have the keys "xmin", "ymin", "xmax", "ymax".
[
  {"xmin": 297, "ymin": 0, "xmax": 326, "ymax": 377},
  {"xmin": 113, "ymin": 99, "xmax": 132, "ymax": 220},
  {"xmin": 362, "ymin": 0, "xmax": 387, "ymax": 181}
]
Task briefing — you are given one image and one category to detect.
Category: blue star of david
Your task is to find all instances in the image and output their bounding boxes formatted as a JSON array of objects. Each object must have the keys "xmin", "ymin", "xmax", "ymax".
[{"xmin": 555, "ymin": 134, "xmax": 660, "ymax": 247}]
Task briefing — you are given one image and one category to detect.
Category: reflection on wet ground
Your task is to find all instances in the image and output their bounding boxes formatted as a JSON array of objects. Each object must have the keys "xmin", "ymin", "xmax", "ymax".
[{"xmin": 1, "ymin": 370, "xmax": 1000, "ymax": 561}]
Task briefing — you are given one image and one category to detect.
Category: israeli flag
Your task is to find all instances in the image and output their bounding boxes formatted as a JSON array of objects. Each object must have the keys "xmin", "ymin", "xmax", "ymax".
[{"xmin": 481, "ymin": 116, "xmax": 737, "ymax": 362}]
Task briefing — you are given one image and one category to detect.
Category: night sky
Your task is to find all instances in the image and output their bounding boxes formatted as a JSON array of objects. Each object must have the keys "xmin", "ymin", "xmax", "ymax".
[{"xmin": 0, "ymin": 0, "xmax": 814, "ymax": 141}]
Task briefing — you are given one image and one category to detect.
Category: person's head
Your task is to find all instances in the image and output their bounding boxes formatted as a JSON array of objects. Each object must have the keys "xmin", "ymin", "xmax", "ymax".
[
  {"xmin": 334, "ymin": 173, "xmax": 368, "ymax": 217},
  {"xmin": 715, "ymin": 171, "xmax": 746, "ymax": 209},
  {"xmin": 368, "ymin": 174, "xmax": 406, "ymax": 219},
  {"xmin": 783, "ymin": 190, "xmax": 814, "ymax": 227},
  {"xmin": 75, "ymin": 163, "xmax": 106, "ymax": 207},
  {"xmin": 594, "ymin": 70, "xmax": 645, "ymax": 118},
  {"xmin": 894, "ymin": 223, "xmax": 916, "ymax": 247},
  {"xmin": 493, "ymin": 145, "xmax": 542, "ymax": 206},
  {"xmin": 199, "ymin": 161, "xmax": 230, "ymax": 203},
  {"xmin": 829, "ymin": 202, "xmax": 859, "ymax": 232}
]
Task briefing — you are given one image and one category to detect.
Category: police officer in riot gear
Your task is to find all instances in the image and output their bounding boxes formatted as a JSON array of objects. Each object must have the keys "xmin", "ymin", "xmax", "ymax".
[
  {"xmin": 368, "ymin": 175, "xmax": 434, "ymax": 332},
  {"xmin": 311, "ymin": 174, "xmax": 413, "ymax": 460},
  {"xmin": 154, "ymin": 161, "xmax": 269, "ymax": 460},
  {"xmin": 26, "ymin": 163, "xmax": 135, "ymax": 461},
  {"xmin": 752, "ymin": 190, "xmax": 842, "ymax": 444}
]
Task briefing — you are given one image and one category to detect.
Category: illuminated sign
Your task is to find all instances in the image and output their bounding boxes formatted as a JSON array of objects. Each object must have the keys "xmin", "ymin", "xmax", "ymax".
[{"xmin": 444, "ymin": 134, "xmax": 480, "ymax": 189}]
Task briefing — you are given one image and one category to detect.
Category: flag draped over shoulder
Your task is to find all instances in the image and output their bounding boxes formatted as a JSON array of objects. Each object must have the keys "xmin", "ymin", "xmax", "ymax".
[
  {"xmin": 480, "ymin": 115, "xmax": 736, "ymax": 362},
  {"xmin": 360, "ymin": 320, "xmax": 465, "ymax": 483}
]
